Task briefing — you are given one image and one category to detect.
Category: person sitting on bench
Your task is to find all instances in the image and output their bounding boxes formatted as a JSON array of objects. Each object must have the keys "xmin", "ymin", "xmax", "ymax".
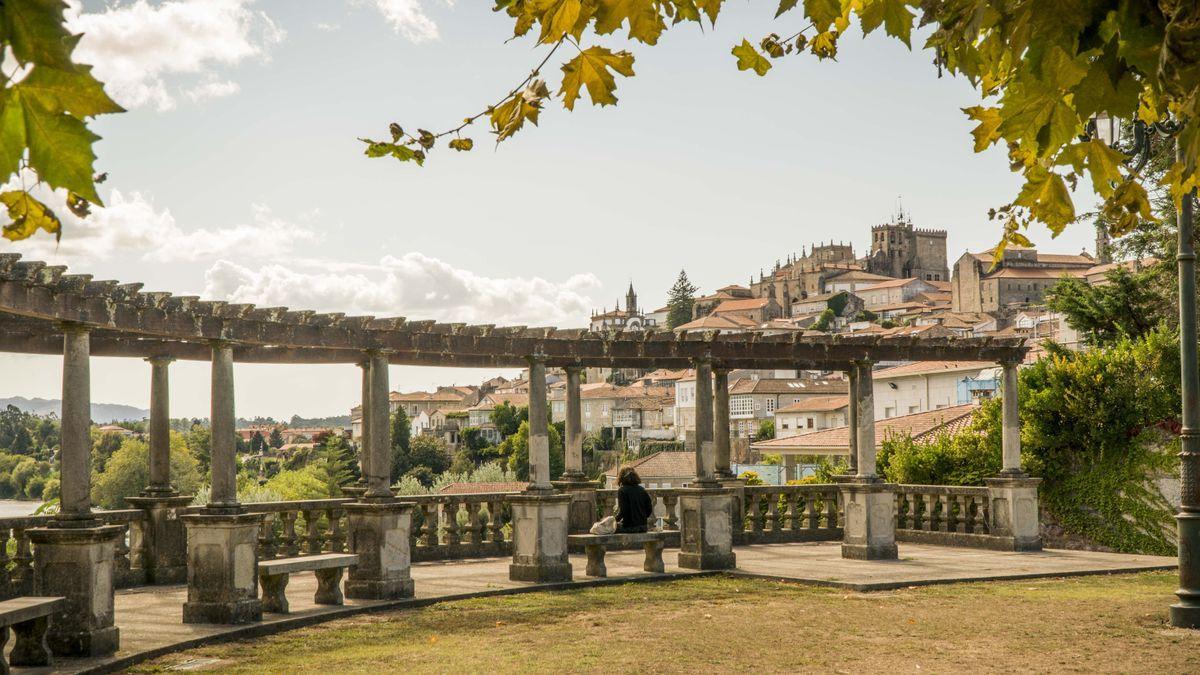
[{"xmin": 615, "ymin": 465, "xmax": 654, "ymax": 533}]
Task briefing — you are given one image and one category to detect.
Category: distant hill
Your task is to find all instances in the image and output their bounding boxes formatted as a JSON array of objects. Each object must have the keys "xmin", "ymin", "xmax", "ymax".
[{"xmin": 0, "ymin": 397, "xmax": 149, "ymax": 423}]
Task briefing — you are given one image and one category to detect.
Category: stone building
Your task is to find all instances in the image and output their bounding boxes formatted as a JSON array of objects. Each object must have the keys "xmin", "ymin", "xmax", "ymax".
[
  {"xmin": 693, "ymin": 284, "xmax": 754, "ymax": 319},
  {"xmin": 590, "ymin": 283, "xmax": 660, "ymax": 331},
  {"xmin": 709, "ymin": 297, "xmax": 783, "ymax": 323},
  {"xmin": 866, "ymin": 216, "xmax": 950, "ymax": 282},
  {"xmin": 951, "ymin": 246, "xmax": 1095, "ymax": 313}
]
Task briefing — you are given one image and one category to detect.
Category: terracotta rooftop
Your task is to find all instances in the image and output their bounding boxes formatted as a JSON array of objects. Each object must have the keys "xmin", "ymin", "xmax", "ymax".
[
  {"xmin": 859, "ymin": 277, "xmax": 925, "ymax": 291},
  {"xmin": 751, "ymin": 403, "xmax": 977, "ymax": 451},
  {"xmin": 775, "ymin": 395, "xmax": 849, "ymax": 413},
  {"xmin": 825, "ymin": 269, "xmax": 893, "ymax": 283},
  {"xmin": 873, "ymin": 360, "xmax": 998, "ymax": 379},
  {"xmin": 603, "ymin": 451, "xmax": 695, "ymax": 479},
  {"xmin": 712, "ymin": 297, "xmax": 773, "ymax": 313},
  {"xmin": 674, "ymin": 314, "xmax": 758, "ymax": 331},
  {"xmin": 468, "ymin": 392, "xmax": 530, "ymax": 410}
]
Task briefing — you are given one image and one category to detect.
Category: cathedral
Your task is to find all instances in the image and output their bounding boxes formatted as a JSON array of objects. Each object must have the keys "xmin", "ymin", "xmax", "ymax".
[{"xmin": 589, "ymin": 284, "xmax": 660, "ymax": 331}]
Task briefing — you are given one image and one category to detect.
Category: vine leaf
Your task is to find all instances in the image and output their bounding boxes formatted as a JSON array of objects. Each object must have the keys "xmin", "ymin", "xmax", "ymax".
[
  {"xmin": 594, "ymin": 0, "xmax": 666, "ymax": 45},
  {"xmin": 963, "ymin": 106, "xmax": 1002, "ymax": 152},
  {"xmin": 490, "ymin": 79, "xmax": 550, "ymax": 140},
  {"xmin": 22, "ymin": 97, "xmax": 104, "ymax": 204},
  {"xmin": 559, "ymin": 46, "xmax": 635, "ymax": 110},
  {"xmin": 859, "ymin": 0, "xmax": 915, "ymax": 47},
  {"xmin": 732, "ymin": 40, "xmax": 771, "ymax": 76},
  {"xmin": 1016, "ymin": 166, "xmax": 1075, "ymax": 234},
  {"xmin": 1, "ymin": 190, "xmax": 61, "ymax": 241}
]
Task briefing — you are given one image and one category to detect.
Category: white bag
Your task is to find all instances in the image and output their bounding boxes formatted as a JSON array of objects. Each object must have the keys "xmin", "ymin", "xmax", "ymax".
[{"xmin": 590, "ymin": 515, "xmax": 616, "ymax": 535}]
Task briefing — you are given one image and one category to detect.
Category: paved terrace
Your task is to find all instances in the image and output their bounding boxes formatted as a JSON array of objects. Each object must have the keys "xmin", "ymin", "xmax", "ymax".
[{"xmin": 15, "ymin": 542, "xmax": 1174, "ymax": 674}]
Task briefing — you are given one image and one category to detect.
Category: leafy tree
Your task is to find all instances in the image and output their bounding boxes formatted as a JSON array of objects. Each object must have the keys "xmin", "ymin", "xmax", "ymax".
[
  {"xmin": 268, "ymin": 427, "xmax": 284, "ymax": 449},
  {"xmin": 753, "ymin": 420, "xmax": 775, "ymax": 442},
  {"xmin": 306, "ymin": 436, "xmax": 357, "ymax": 495},
  {"xmin": 91, "ymin": 434, "xmax": 202, "ymax": 510},
  {"xmin": 490, "ymin": 402, "xmax": 527, "ymax": 439},
  {"xmin": 811, "ymin": 308, "xmax": 836, "ymax": 332},
  {"xmin": 250, "ymin": 431, "xmax": 266, "ymax": 454},
  {"xmin": 739, "ymin": 470, "xmax": 764, "ymax": 486},
  {"xmin": 504, "ymin": 421, "xmax": 565, "ymax": 481},
  {"xmin": 184, "ymin": 423, "xmax": 211, "ymax": 475},
  {"xmin": 390, "ymin": 408, "xmax": 412, "ymax": 482},
  {"xmin": 666, "ymin": 270, "xmax": 698, "ymax": 328},
  {"xmin": 409, "ymin": 435, "xmax": 452, "ymax": 476},
  {"xmin": 0, "ymin": 1, "xmax": 123, "ymax": 241},
  {"xmin": 364, "ymin": 1, "xmax": 1200, "ymax": 253},
  {"xmin": 91, "ymin": 429, "xmax": 124, "ymax": 474},
  {"xmin": 1046, "ymin": 265, "xmax": 1174, "ymax": 345}
]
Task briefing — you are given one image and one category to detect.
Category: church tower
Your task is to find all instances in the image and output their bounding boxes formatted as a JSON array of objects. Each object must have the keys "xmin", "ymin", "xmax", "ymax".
[{"xmin": 625, "ymin": 283, "xmax": 638, "ymax": 316}]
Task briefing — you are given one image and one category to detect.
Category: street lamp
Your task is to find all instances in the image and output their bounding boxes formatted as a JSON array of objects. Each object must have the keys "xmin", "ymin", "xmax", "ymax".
[{"xmin": 1087, "ymin": 114, "xmax": 1199, "ymax": 628}]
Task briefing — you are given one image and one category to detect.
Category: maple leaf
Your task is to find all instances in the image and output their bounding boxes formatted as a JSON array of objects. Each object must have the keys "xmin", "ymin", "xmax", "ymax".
[
  {"xmin": 804, "ymin": 0, "xmax": 841, "ymax": 31},
  {"xmin": 1, "ymin": 190, "xmax": 61, "ymax": 241},
  {"xmin": 594, "ymin": 0, "xmax": 666, "ymax": 45},
  {"xmin": 534, "ymin": 0, "xmax": 591, "ymax": 42},
  {"xmin": 963, "ymin": 106, "xmax": 1002, "ymax": 152},
  {"xmin": 22, "ymin": 96, "xmax": 104, "ymax": 204},
  {"xmin": 732, "ymin": 40, "xmax": 771, "ymax": 76},
  {"xmin": 17, "ymin": 65, "xmax": 125, "ymax": 118},
  {"xmin": 1015, "ymin": 166, "xmax": 1075, "ymax": 233},
  {"xmin": 859, "ymin": 0, "xmax": 915, "ymax": 47},
  {"xmin": 559, "ymin": 47, "xmax": 636, "ymax": 110},
  {"xmin": 490, "ymin": 79, "xmax": 550, "ymax": 140}
]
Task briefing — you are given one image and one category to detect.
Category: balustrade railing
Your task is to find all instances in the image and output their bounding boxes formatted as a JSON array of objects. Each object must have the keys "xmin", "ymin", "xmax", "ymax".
[
  {"xmin": 242, "ymin": 498, "xmax": 354, "ymax": 560},
  {"xmin": 894, "ymin": 485, "xmax": 990, "ymax": 540},
  {"xmin": 738, "ymin": 485, "xmax": 842, "ymax": 544},
  {"xmin": 1, "ymin": 509, "xmax": 148, "ymax": 599},
  {"xmin": 407, "ymin": 493, "xmax": 515, "ymax": 561}
]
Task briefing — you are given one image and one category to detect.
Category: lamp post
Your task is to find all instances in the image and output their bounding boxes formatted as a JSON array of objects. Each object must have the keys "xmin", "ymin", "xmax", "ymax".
[{"xmin": 1087, "ymin": 115, "xmax": 1200, "ymax": 628}]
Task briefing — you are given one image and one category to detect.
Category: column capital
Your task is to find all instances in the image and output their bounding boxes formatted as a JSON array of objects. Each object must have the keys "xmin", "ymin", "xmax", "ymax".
[
  {"xmin": 526, "ymin": 351, "xmax": 547, "ymax": 365},
  {"xmin": 144, "ymin": 355, "xmax": 176, "ymax": 366},
  {"xmin": 58, "ymin": 321, "xmax": 90, "ymax": 334},
  {"xmin": 208, "ymin": 338, "xmax": 235, "ymax": 349},
  {"xmin": 999, "ymin": 356, "xmax": 1023, "ymax": 368}
]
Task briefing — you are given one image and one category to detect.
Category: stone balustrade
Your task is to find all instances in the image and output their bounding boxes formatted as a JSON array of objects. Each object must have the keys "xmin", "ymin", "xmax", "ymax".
[
  {"xmin": 408, "ymin": 493, "xmax": 515, "ymax": 561},
  {"xmin": 595, "ymin": 488, "xmax": 682, "ymax": 532},
  {"xmin": 894, "ymin": 485, "xmax": 991, "ymax": 546},
  {"xmin": 1, "ymin": 510, "xmax": 148, "ymax": 600},
  {"xmin": 738, "ymin": 485, "xmax": 843, "ymax": 544},
  {"xmin": 239, "ymin": 499, "xmax": 355, "ymax": 560}
]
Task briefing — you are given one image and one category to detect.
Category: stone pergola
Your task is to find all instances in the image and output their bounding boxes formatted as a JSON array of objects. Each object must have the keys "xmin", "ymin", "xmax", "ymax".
[{"xmin": 0, "ymin": 253, "xmax": 1036, "ymax": 656}]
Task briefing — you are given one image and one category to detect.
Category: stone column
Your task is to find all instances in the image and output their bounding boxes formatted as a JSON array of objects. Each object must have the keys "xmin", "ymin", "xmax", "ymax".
[
  {"xmin": 126, "ymin": 356, "xmax": 192, "ymax": 584},
  {"xmin": 29, "ymin": 324, "xmax": 123, "ymax": 656},
  {"xmin": 692, "ymin": 359, "xmax": 716, "ymax": 486},
  {"xmin": 182, "ymin": 342, "xmax": 262, "ymax": 624},
  {"xmin": 713, "ymin": 368, "xmax": 732, "ymax": 478},
  {"xmin": 365, "ymin": 351, "xmax": 393, "ymax": 499},
  {"xmin": 839, "ymin": 360, "xmax": 897, "ymax": 560},
  {"xmin": 346, "ymin": 358, "xmax": 372, "ymax": 496},
  {"xmin": 845, "ymin": 364, "xmax": 859, "ymax": 475},
  {"xmin": 985, "ymin": 359, "xmax": 1042, "ymax": 551},
  {"xmin": 510, "ymin": 354, "xmax": 572, "ymax": 582},
  {"xmin": 553, "ymin": 366, "xmax": 596, "ymax": 534},
  {"xmin": 345, "ymin": 353, "xmax": 417, "ymax": 598},
  {"xmin": 679, "ymin": 358, "xmax": 734, "ymax": 570},
  {"xmin": 59, "ymin": 325, "xmax": 93, "ymax": 524}
]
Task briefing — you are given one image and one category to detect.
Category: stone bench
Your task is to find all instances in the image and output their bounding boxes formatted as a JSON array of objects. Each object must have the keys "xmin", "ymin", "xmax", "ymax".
[
  {"xmin": 258, "ymin": 553, "xmax": 359, "ymax": 614},
  {"xmin": 568, "ymin": 532, "xmax": 670, "ymax": 578},
  {"xmin": 0, "ymin": 596, "xmax": 65, "ymax": 674}
]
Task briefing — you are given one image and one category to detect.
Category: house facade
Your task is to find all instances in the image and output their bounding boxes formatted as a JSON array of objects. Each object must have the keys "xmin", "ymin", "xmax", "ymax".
[{"xmin": 870, "ymin": 360, "xmax": 998, "ymax": 419}]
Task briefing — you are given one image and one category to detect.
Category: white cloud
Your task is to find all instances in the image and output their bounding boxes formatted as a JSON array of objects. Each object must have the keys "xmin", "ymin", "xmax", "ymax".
[
  {"xmin": 2, "ymin": 187, "xmax": 321, "ymax": 265},
  {"xmin": 360, "ymin": 0, "xmax": 440, "ymax": 42},
  {"xmin": 185, "ymin": 79, "xmax": 241, "ymax": 103},
  {"xmin": 66, "ymin": 0, "xmax": 285, "ymax": 111},
  {"xmin": 203, "ymin": 254, "xmax": 602, "ymax": 326}
]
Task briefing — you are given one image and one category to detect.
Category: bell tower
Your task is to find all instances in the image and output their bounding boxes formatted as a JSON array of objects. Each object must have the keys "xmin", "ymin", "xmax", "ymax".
[{"xmin": 625, "ymin": 283, "xmax": 638, "ymax": 316}]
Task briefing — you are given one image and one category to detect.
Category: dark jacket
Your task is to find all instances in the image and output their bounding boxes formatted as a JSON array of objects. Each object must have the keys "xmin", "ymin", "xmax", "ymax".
[{"xmin": 615, "ymin": 483, "xmax": 654, "ymax": 533}]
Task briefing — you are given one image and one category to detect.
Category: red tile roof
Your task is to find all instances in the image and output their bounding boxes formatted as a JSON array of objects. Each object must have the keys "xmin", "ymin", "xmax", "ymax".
[
  {"xmin": 775, "ymin": 395, "xmax": 848, "ymax": 413},
  {"xmin": 712, "ymin": 297, "xmax": 773, "ymax": 312},
  {"xmin": 873, "ymin": 361, "xmax": 997, "ymax": 379},
  {"xmin": 728, "ymin": 378, "xmax": 848, "ymax": 395},
  {"xmin": 603, "ymin": 451, "xmax": 695, "ymax": 479},
  {"xmin": 438, "ymin": 482, "xmax": 528, "ymax": 494}
]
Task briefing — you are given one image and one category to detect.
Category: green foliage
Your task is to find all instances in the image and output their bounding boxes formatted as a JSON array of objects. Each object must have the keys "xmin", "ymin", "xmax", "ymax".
[
  {"xmin": 260, "ymin": 468, "xmax": 329, "ymax": 501},
  {"xmin": 90, "ymin": 428, "xmax": 123, "ymax": 473},
  {"xmin": 183, "ymin": 423, "xmax": 211, "ymax": 474},
  {"xmin": 0, "ymin": 0, "xmax": 123, "ymax": 241},
  {"xmin": 639, "ymin": 440, "xmax": 685, "ymax": 455},
  {"xmin": 760, "ymin": 453, "xmax": 782, "ymax": 466},
  {"xmin": 394, "ymin": 433, "xmax": 451, "ymax": 482},
  {"xmin": 666, "ymin": 269, "xmax": 698, "ymax": 329},
  {"xmin": 504, "ymin": 421, "xmax": 565, "ymax": 481},
  {"xmin": 91, "ymin": 434, "xmax": 202, "ymax": 510},
  {"xmin": 739, "ymin": 470, "xmax": 764, "ymax": 486},
  {"xmin": 1045, "ymin": 265, "xmax": 1175, "ymax": 346},
  {"xmin": 877, "ymin": 406, "xmax": 1010, "ymax": 487},
  {"xmin": 0, "ymin": 405, "xmax": 57, "ymax": 460},
  {"xmin": 390, "ymin": 408, "xmax": 412, "ymax": 482},
  {"xmin": 368, "ymin": 0, "xmax": 1200, "ymax": 253},
  {"xmin": 811, "ymin": 308, "xmax": 836, "ymax": 332},
  {"xmin": 490, "ymin": 402, "xmax": 527, "ymax": 439},
  {"xmin": 753, "ymin": 419, "xmax": 775, "ymax": 442},
  {"xmin": 268, "ymin": 427, "xmax": 284, "ymax": 449}
]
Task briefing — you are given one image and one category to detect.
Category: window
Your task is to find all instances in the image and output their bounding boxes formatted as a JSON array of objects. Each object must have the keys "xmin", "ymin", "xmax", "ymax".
[
  {"xmin": 730, "ymin": 396, "xmax": 753, "ymax": 416},
  {"xmin": 908, "ymin": 405, "xmax": 920, "ymax": 414},
  {"xmin": 885, "ymin": 406, "xmax": 896, "ymax": 418},
  {"xmin": 765, "ymin": 398, "xmax": 776, "ymax": 413},
  {"xmin": 806, "ymin": 417, "xmax": 814, "ymax": 428}
]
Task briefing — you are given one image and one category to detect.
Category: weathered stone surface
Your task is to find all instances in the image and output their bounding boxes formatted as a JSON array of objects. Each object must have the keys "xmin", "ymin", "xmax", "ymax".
[
  {"xmin": 985, "ymin": 476, "xmax": 1043, "ymax": 552},
  {"xmin": 124, "ymin": 495, "xmax": 194, "ymax": 584},
  {"xmin": 678, "ymin": 488, "xmax": 736, "ymax": 570},
  {"xmin": 181, "ymin": 513, "xmax": 262, "ymax": 625},
  {"xmin": 840, "ymin": 480, "xmax": 898, "ymax": 560},
  {"xmin": 344, "ymin": 502, "xmax": 415, "ymax": 600},
  {"xmin": 509, "ymin": 493, "xmax": 572, "ymax": 582},
  {"xmin": 552, "ymin": 479, "xmax": 599, "ymax": 535},
  {"xmin": 27, "ymin": 524, "xmax": 123, "ymax": 656}
]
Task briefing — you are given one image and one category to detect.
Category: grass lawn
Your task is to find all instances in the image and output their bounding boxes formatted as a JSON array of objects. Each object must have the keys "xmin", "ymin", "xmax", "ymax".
[{"xmin": 134, "ymin": 572, "xmax": 1198, "ymax": 673}]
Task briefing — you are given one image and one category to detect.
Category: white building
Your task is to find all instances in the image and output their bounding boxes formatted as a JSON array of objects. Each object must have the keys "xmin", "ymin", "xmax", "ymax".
[
  {"xmin": 774, "ymin": 396, "xmax": 848, "ymax": 438},
  {"xmin": 871, "ymin": 361, "xmax": 999, "ymax": 419}
]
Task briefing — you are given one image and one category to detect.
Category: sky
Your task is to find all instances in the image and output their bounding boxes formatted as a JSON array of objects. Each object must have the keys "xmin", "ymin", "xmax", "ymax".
[{"xmin": 0, "ymin": 0, "xmax": 1102, "ymax": 419}]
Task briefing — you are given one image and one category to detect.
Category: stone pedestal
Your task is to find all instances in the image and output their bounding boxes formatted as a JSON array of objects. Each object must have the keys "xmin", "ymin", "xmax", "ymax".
[
  {"xmin": 181, "ymin": 513, "xmax": 262, "ymax": 624},
  {"xmin": 839, "ymin": 480, "xmax": 898, "ymax": 560},
  {"xmin": 508, "ymin": 492, "xmax": 573, "ymax": 582},
  {"xmin": 28, "ymin": 524, "xmax": 123, "ymax": 656},
  {"xmin": 125, "ymin": 495, "xmax": 194, "ymax": 584},
  {"xmin": 717, "ymin": 477, "xmax": 746, "ymax": 541},
  {"xmin": 678, "ymin": 487, "xmax": 736, "ymax": 570},
  {"xmin": 985, "ymin": 475, "xmax": 1043, "ymax": 551},
  {"xmin": 551, "ymin": 478, "xmax": 598, "ymax": 534},
  {"xmin": 344, "ymin": 501, "xmax": 415, "ymax": 600}
]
